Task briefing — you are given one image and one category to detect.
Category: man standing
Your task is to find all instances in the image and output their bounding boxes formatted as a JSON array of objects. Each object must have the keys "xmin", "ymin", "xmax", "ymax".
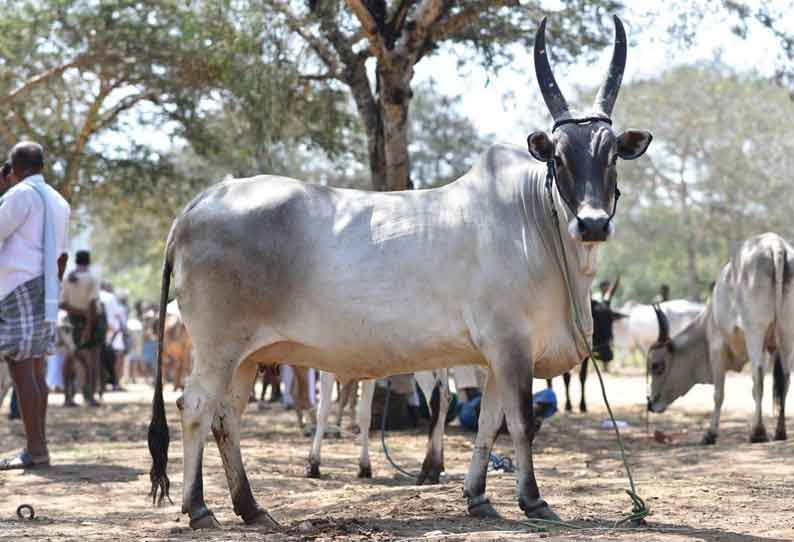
[
  {"xmin": 60, "ymin": 250, "xmax": 105, "ymax": 406},
  {"xmin": 0, "ymin": 142, "xmax": 70, "ymax": 469}
]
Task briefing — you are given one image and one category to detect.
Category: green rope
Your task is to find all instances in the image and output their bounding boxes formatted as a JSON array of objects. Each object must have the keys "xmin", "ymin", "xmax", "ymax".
[{"xmin": 538, "ymin": 168, "xmax": 650, "ymax": 529}]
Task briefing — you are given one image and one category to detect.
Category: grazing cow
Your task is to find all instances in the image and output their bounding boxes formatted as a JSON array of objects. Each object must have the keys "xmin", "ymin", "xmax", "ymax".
[
  {"xmin": 162, "ymin": 301, "xmax": 192, "ymax": 391},
  {"xmin": 307, "ymin": 370, "xmax": 449, "ymax": 484},
  {"xmin": 548, "ymin": 297, "xmax": 627, "ymax": 412},
  {"xmin": 648, "ymin": 233, "xmax": 794, "ymax": 444},
  {"xmin": 612, "ymin": 299, "xmax": 704, "ymax": 357},
  {"xmin": 147, "ymin": 16, "xmax": 652, "ymax": 528}
]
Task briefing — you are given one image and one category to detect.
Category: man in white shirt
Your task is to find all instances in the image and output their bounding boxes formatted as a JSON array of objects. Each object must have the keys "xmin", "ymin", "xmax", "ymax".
[{"xmin": 0, "ymin": 142, "xmax": 70, "ymax": 470}]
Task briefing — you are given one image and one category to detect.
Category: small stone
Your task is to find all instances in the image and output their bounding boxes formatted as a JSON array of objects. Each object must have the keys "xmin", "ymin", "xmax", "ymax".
[{"xmin": 298, "ymin": 520, "xmax": 314, "ymax": 533}]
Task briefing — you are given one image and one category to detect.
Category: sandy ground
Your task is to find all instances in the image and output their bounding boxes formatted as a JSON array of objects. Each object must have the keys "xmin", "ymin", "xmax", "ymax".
[{"xmin": 1, "ymin": 369, "xmax": 793, "ymax": 542}]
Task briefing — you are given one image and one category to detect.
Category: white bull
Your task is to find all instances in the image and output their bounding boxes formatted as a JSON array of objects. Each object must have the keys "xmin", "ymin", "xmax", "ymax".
[
  {"xmin": 613, "ymin": 299, "xmax": 704, "ymax": 356},
  {"xmin": 308, "ymin": 370, "xmax": 449, "ymax": 484},
  {"xmin": 146, "ymin": 16, "xmax": 652, "ymax": 529},
  {"xmin": 648, "ymin": 233, "xmax": 794, "ymax": 444}
]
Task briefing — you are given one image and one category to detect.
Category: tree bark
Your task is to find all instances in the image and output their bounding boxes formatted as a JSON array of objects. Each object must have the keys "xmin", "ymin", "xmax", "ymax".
[{"xmin": 377, "ymin": 58, "xmax": 413, "ymax": 191}]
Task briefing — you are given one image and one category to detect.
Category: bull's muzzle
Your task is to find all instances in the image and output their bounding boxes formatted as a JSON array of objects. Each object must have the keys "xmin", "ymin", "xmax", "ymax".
[
  {"xmin": 647, "ymin": 397, "xmax": 667, "ymax": 413},
  {"xmin": 575, "ymin": 209, "xmax": 612, "ymax": 243}
]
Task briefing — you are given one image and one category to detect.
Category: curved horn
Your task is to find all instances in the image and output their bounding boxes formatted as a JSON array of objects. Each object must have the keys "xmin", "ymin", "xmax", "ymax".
[
  {"xmin": 592, "ymin": 15, "xmax": 627, "ymax": 117},
  {"xmin": 653, "ymin": 304, "xmax": 670, "ymax": 344},
  {"xmin": 534, "ymin": 17, "xmax": 570, "ymax": 121},
  {"xmin": 605, "ymin": 275, "xmax": 621, "ymax": 305}
]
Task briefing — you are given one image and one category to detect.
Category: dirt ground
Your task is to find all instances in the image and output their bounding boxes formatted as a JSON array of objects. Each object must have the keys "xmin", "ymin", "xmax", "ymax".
[{"xmin": 1, "ymin": 369, "xmax": 793, "ymax": 542}]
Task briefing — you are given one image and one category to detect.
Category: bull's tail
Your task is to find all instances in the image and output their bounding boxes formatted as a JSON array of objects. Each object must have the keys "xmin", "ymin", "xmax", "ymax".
[
  {"xmin": 773, "ymin": 352, "xmax": 785, "ymax": 412},
  {"xmin": 773, "ymin": 242, "xmax": 786, "ymax": 361},
  {"xmin": 148, "ymin": 222, "xmax": 177, "ymax": 506}
]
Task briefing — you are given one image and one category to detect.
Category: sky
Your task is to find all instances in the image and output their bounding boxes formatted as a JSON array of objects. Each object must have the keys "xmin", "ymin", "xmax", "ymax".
[{"xmin": 413, "ymin": 1, "xmax": 786, "ymax": 146}]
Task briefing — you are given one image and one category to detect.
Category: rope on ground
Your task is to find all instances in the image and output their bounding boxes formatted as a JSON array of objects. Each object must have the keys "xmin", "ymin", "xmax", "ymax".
[{"xmin": 543, "ymin": 176, "xmax": 650, "ymax": 529}]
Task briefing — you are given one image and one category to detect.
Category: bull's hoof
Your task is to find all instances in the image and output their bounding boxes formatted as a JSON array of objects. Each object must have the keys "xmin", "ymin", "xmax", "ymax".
[
  {"xmin": 520, "ymin": 498, "xmax": 560, "ymax": 522},
  {"xmin": 189, "ymin": 509, "xmax": 221, "ymax": 530},
  {"xmin": 417, "ymin": 466, "xmax": 442, "ymax": 485},
  {"xmin": 305, "ymin": 461, "xmax": 320, "ymax": 478},
  {"xmin": 467, "ymin": 495, "xmax": 500, "ymax": 519},
  {"xmin": 579, "ymin": 402, "xmax": 587, "ymax": 413},
  {"xmin": 243, "ymin": 508, "xmax": 280, "ymax": 529},
  {"xmin": 564, "ymin": 402, "xmax": 572, "ymax": 413},
  {"xmin": 303, "ymin": 425, "xmax": 316, "ymax": 437},
  {"xmin": 750, "ymin": 426, "xmax": 769, "ymax": 443},
  {"xmin": 700, "ymin": 431, "xmax": 717, "ymax": 445},
  {"xmin": 357, "ymin": 465, "xmax": 372, "ymax": 479},
  {"xmin": 774, "ymin": 427, "xmax": 787, "ymax": 441}
]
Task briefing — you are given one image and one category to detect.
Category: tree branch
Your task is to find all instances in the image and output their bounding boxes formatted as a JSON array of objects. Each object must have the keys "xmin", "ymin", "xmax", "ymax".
[
  {"xmin": 271, "ymin": 1, "xmax": 343, "ymax": 77},
  {"xmin": 430, "ymin": 1, "xmax": 520, "ymax": 43},
  {"xmin": 96, "ymin": 92, "xmax": 156, "ymax": 132},
  {"xmin": 0, "ymin": 55, "xmax": 93, "ymax": 106},
  {"xmin": 345, "ymin": 0, "xmax": 385, "ymax": 55}
]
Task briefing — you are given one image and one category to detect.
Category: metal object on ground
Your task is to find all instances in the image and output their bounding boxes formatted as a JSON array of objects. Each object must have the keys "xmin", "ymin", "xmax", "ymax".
[{"xmin": 16, "ymin": 504, "xmax": 35, "ymax": 520}]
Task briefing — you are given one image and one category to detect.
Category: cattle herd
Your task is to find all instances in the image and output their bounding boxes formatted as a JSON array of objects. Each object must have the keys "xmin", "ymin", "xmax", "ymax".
[{"xmin": 130, "ymin": 15, "xmax": 794, "ymax": 532}]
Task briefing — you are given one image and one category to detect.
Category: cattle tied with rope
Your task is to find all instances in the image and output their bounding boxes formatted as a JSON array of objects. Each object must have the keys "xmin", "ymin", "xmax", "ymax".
[{"xmin": 147, "ymin": 15, "xmax": 652, "ymax": 529}]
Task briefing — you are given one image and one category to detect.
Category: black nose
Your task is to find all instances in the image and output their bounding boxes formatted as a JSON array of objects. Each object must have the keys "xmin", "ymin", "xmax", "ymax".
[{"xmin": 578, "ymin": 214, "xmax": 610, "ymax": 242}]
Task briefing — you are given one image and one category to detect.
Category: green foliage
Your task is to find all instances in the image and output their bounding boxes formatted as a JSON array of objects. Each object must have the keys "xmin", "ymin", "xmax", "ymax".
[{"xmin": 600, "ymin": 62, "xmax": 794, "ymax": 304}]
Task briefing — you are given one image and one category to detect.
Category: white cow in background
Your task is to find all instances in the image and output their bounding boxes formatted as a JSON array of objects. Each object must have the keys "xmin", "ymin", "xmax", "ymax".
[
  {"xmin": 308, "ymin": 370, "xmax": 449, "ymax": 484},
  {"xmin": 613, "ymin": 299, "xmax": 704, "ymax": 358}
]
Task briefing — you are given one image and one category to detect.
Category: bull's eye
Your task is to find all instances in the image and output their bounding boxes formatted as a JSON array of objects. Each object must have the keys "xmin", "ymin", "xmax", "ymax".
[{"xmin": 651, "ymin": 361, "xmax": 665, "ymax": 376}]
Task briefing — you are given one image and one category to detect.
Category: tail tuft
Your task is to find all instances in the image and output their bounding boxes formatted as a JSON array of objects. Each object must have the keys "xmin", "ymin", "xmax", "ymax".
[{"xmin": 148, "ymin": 223, "xmax": 176, "ymax": 507}]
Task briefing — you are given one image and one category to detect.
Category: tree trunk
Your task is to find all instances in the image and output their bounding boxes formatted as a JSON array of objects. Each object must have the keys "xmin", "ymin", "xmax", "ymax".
[{"xmin": 376, "ymin": 59, "xmax": 413, "ymax": 192}]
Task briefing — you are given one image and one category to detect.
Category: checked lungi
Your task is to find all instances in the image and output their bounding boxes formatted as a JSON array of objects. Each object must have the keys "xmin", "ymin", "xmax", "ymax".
[{"xmin": 0, "ymin": 276, "xmax": 55, "ymax": 363}]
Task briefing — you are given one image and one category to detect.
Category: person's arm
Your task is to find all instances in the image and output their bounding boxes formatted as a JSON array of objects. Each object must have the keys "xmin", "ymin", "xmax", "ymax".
[
  {"xmin": 58, "ymin": 253, "xmax": 68, "ymax": 282},
  {"xmin": 0, "ymin": 189, "xmax": 32, "ymax": 243}
]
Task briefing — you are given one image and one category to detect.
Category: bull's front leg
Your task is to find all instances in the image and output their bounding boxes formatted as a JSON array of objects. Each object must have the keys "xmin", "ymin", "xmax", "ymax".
[
  {"xmin": 463, "ymin": 369, "xmax": 502, "ymax": 518},
  {"xmin": 488, "ymin": 340, "xmax": 560, "ymax": 521}
]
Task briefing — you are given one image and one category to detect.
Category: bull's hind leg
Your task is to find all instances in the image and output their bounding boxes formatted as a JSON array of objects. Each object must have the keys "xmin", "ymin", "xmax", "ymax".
[
  {"xmin": 178, "ymin": 364, "xmax": 229, "ymax": 529},
  {"xmin": 773, "ymin": 353, "xmax": 790, "ymax": 441},
  {"xmin": 415, "ymin": 369, "xmax": 449, "ymax": 485},
  {"xmin": 307, "ymin": 371, "xmax": 336, "ymax": 478},
  {"xmin": 463, "ymin": 369, "xmax": 502, "ymax": 518},
  {"xmin": 212, "ymin": 359, "xmax": 278, "ymax": 527}
]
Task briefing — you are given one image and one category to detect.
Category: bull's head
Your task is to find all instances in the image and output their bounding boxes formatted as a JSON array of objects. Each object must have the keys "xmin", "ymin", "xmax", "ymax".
[
  {"xmin": 591, "ymin": 297, "xmax": 627, "ymax": 364},
  {"xmin": 527, "ymin": 16, "xmax": 652, "ymax": 243},
  {"xmin": 646, "ymin": 304, "xmax": 694, "ymax": 413}
]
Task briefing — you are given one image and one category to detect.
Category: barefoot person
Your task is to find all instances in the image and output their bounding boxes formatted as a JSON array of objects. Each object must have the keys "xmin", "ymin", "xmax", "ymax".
[
  {"xmin": 0, "ymin": 142, "xmax": 70, "ymax": 470},
  {"xmin": 60, "ymin": 250, "xmax": 105, "ymax": 406}
]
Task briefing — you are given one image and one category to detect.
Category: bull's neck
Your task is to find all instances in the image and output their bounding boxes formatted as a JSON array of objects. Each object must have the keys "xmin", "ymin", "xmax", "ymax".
[
  {"xmin": 674, "ymin": 307, "xmax": 713, "ymax": 384},
  {"xmin": 521, "ymin": 162, "xmax": 598, "ymax": 294},
  {"xmin": 519, "ymin": 162, "xmax": 597, "ymax": 342}
]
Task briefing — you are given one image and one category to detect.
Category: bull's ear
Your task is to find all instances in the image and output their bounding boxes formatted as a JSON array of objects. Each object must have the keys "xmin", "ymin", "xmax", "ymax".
[
  {"xmin": 612, "ymin": 311, "xmax": 629, "ymax": 321},
  {"xmin": 527, "ymin": 131, "xmax": 554, "ymax": 162},
  {"xmin": 616, "ymin": 130, "xmax": 653, "ymax": 160}
]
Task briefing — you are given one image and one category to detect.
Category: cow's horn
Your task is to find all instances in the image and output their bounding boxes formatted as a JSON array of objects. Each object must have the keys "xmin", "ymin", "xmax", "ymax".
[
  {"xmin": 534, "ymin": 17, "xmax": 570, "ymax": 121},
  {"xmin": 653, "ymin": 304, "xmax": 670, "ymax": 343},
  {"xmin": 592, "ymin": 15, "xmax": 627, "ymax": 117}
]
